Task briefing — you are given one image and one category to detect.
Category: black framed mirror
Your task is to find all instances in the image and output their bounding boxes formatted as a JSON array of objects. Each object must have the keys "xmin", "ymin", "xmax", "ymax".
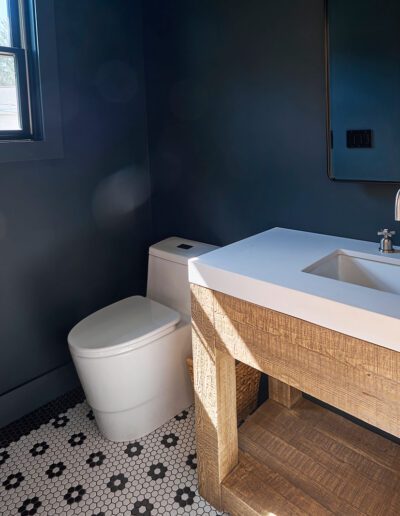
[{"xmin": 326, "ymin": 0, "xmax": 400, "ymax": 182}]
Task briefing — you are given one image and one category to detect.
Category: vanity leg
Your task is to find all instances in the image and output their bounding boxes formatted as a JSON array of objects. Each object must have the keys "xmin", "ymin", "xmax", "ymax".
[
  {"xmin": 269, "ymin": 376, "xmax": 302, "ymax": 408},
  {"xmin": 191, "ymin": 285, "xmax": 238, "ymax": 511}
]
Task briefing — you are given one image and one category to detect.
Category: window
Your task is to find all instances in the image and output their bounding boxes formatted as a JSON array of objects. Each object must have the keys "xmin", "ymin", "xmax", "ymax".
[
  {"xmin": 0, "ymin": 0, "xmax": 63, "ymax": 162},
  {"xmin": 0, "ymin": 0, "xmax": 40, "ymax": 140}
]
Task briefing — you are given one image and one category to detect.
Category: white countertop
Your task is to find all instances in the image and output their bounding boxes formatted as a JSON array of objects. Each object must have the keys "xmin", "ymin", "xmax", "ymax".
[{"xmin": 188, "ymin": 228, "xmax": 400, "ymax": 353}]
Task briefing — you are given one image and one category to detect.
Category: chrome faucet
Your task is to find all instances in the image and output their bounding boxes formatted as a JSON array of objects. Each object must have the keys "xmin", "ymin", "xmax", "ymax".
[
  {"xmin": 396, "ymin": 189, "xmax": 400, "ymax": 221},
  {"xmin": 377, "ymin": 190, "xmax": 400, "ymax": 252}
]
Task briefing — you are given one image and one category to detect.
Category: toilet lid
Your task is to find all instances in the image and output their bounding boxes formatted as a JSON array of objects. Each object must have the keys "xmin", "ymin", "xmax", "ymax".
[{"xmin": 68, "ymin": 296, "xmax": 181, "ymax": 358}]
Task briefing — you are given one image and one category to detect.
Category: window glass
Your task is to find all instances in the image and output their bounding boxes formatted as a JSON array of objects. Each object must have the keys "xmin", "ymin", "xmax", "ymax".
[
  {"xmin": 0, "ymin": 54, "xmax": 21, "ymax": 130},
  {"xmin": 0, "ymin": 0, "xmax": 11, "ymax": 47}
]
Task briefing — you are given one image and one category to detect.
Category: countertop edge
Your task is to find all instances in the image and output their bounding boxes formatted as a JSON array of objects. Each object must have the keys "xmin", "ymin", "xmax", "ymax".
[{"xmin": 189, "ymin": 260, "xmax": 400, "ymax": 354}]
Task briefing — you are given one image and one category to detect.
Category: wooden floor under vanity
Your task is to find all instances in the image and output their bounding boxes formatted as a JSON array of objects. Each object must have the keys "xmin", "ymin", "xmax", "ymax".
[
  {"xmin": 190, "ymin": 284, "xmax": 400, "ymax": 516},
  {"xmin": 225, "ymin": 398, "xmax": 400, "ymax": 515}
]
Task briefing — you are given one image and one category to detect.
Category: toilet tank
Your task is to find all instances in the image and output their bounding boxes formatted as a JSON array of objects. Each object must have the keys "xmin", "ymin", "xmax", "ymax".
[{"xmin": 146, "ymin": 237, "xmax": 218, "ymax": 316}]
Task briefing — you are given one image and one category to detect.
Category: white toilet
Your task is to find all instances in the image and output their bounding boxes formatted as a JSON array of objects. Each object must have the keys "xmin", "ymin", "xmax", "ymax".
[{"xmin": 68, "ymin": 237, "xmax": 217, "ymax": 442}]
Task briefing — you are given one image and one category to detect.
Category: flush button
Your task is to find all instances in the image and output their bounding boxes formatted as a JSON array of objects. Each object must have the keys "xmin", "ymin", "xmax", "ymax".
[{"xmin": 177, "ymin": 244, "xmax": 193, "ymax": 250}]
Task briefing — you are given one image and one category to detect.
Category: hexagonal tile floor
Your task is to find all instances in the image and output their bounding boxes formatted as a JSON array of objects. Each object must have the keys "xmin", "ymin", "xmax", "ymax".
[{"xmin": 0, "ymin": 391, "xmax": 226, "ymax": 515}]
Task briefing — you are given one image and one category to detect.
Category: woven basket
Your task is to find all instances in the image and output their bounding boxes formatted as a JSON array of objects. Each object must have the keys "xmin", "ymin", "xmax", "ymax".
[{"xmin": 186, "ymin": 357, "xmax": 261, "ymax": 424}]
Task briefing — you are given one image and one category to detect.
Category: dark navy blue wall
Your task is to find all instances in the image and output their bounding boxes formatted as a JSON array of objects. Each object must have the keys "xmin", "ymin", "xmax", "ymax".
[
  {"xmin": 0, "ymin": 0, "xmax": 151, "ymax": 422},
  {"xmin": 143, "ymin": 0, "xmax": 399, "ymax": 247}
]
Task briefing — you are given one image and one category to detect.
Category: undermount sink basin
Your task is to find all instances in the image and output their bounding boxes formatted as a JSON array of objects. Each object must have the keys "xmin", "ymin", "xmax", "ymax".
[{"xmin": 303, "ymin": 249, "xmax": 400, "ymax": 295}]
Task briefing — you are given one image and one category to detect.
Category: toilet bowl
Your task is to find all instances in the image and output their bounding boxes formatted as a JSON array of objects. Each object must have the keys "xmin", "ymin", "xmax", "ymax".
[{"xmin": 68, "ymin": 237, "xmax": 217, "ymax": 442}]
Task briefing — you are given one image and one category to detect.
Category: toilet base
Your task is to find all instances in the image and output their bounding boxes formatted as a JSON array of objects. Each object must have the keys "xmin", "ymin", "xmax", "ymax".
[{"xmin": 93, "ymin": 397, "xmax": 192, "ymax": 442}]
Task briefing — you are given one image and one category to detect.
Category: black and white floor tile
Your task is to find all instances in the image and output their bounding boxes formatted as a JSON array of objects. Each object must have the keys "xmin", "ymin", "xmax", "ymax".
[{"xmin": 0, "ymin": 392, "xmax": 225, "ymax": 515}]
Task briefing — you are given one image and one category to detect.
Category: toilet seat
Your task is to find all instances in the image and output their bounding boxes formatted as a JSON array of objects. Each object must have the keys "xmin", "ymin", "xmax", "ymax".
[{"xmin": 68, "ymin": 296, "xmax": 180, "ymax": 359}]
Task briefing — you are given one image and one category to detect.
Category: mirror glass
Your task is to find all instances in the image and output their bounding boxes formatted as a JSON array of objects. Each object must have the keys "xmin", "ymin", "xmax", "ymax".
[{"xmin": 327, "ymin": 0, "xmax": 400, "ymax": 182}]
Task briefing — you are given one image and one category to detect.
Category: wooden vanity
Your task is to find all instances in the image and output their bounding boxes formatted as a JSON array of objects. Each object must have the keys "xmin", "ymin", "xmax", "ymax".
[{"xmin": 191, "ymin": 284, "xmax": 400, "ymax": 515}]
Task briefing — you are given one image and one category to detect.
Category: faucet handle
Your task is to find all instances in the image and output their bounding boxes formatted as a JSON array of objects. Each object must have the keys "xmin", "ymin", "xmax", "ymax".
[
  {"xmin": 378, "ymin": 229, "xmax": 396, "ymax": 253},
  {"xmin": 378, "ymin": 228, "xmax": 396, "ymax": 237}
]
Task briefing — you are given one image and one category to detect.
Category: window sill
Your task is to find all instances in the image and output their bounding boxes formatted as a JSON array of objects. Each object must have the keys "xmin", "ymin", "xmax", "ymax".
[{"xmin": 0, "ymin": 133, "xmax": 63, "ymax": 163}]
